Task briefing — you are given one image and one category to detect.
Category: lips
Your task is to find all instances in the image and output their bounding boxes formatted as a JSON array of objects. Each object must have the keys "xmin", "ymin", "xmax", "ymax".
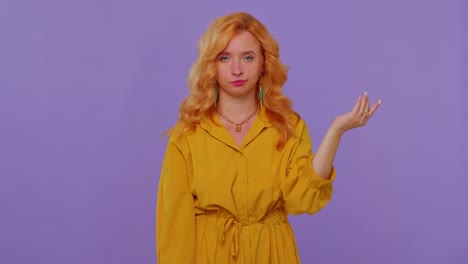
[{"xmin": 230, "ymin": 80, "xmax": 247, "ymax": 86}]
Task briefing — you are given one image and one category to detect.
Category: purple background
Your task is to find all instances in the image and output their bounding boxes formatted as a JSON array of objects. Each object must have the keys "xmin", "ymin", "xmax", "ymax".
[{"xmin": 1, "ymin": 0, "xmax": 467, "ymax": 263}]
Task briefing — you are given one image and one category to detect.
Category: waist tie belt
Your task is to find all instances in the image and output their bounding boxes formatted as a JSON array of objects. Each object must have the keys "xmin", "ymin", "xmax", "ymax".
[
  {"xmin": 214, "ymin": 208, "xmax": 287, "ymax": 257},
  {"xmin": 219, "ymin": 218, "xmax": 242, "ymax": 256}
]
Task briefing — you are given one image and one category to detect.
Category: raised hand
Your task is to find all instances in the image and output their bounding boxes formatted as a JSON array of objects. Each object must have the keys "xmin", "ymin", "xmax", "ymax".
[
  {"xmin": 330, "ymin": 92, "xmax": 381, "ymax": 135},
  {"xmin": 311, "ymin": 92, "xmax": 381, "ymax": 179}
]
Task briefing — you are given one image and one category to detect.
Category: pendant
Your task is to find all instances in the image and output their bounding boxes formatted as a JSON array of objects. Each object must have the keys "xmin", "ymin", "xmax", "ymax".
[{"xmin": 235, "ymin": 124, "xmax": 241, "ymax": 132}]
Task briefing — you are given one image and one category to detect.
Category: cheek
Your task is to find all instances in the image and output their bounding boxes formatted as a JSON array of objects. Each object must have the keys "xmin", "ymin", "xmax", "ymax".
[
  {"xmin": 214, "ymin": 71, "xmax": 221, "ymax": 82},
  {"xmin": 214, "ymin": 66, "xmax": 220, "ymax": 81},
  {"xmin": 216, "ymin": 67, "xmax": 228, "ymax": 80}
]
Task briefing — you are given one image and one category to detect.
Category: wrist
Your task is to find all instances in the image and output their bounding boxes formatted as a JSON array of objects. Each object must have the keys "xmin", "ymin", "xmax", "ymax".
[{"xmin": 329, "ymin": 119, "xmax": 345, "ymax": 137}]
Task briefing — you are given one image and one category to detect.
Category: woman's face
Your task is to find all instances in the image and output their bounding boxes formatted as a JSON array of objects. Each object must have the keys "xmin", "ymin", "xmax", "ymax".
[{"xmin": 215, "ymin": 30, "xmax": 264, "ymax": 103}]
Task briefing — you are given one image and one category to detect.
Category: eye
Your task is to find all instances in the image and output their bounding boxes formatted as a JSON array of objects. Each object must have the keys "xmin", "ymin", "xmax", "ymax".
[
  {"xmin": 244, "ymin": 55, "xmax": 254, "ymax": 61},
  {"xmin": 219, "ymin": 55, "xmax": 229, "ymax": 62}
]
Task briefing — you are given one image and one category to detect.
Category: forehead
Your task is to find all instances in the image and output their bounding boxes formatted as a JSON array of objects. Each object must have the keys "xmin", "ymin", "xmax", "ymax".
[{"xmin": 222, "ymin": 30, "xmax": 262, "ymax": 53}]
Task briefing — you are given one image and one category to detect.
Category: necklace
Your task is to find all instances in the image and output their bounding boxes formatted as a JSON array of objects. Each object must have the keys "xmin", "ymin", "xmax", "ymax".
[{"xmin": 216, "ymin": 106, "xmax": 258, "ymax": 132}]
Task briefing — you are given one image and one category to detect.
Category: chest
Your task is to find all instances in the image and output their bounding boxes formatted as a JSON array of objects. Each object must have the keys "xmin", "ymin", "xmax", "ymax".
[
  {"xmin": 219, "ymin": 118, "xmax": 254, "ymax": 147},
  {"xmin": 188, "ymin": 128, "xmax": 291, "ymax": 201}
]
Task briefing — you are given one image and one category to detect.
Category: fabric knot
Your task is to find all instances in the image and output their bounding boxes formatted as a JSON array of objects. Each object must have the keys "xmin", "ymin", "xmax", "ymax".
[{"xmin": 218, "ymin": 217, "xmax": 242, "ymax": 257}]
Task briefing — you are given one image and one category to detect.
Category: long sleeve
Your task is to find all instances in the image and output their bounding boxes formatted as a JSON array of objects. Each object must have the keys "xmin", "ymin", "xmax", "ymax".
[
  {"xmin": 156, "ymin": 140, "xmax": 195, "ymax": 263},
  {"xmin": 281, "ymin": 120, "xmax": 336, "ymax": 215}
]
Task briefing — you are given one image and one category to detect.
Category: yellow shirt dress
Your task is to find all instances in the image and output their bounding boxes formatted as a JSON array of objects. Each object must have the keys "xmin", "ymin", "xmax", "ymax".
[{"xmin": 157, "ymin": 109, "xmax": 335, "ymax": 263}]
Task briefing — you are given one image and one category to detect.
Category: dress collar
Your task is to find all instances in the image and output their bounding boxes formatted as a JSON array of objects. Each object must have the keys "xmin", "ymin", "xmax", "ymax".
[{"xmin": 200, "ymin": 108, "xmax": 272, "ymax": 150}]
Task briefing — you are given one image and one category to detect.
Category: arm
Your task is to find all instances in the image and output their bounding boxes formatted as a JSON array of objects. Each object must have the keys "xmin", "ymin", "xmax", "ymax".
[
  {"xmin": 281, "ymin": 120, "xmax": 336, "ymax": 215},
  {"xmin": 312, "ymin": 92, "xmax": 381, "ymax": 179},
  {"xmin": 156, "ymin": 140, "xmax": 195, "ymax": 263}
]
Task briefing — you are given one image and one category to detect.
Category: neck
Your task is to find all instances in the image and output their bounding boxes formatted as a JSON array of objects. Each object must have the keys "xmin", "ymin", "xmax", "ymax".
[{"xmin": 217, "ymin": 99, "xmax": 257, "ymax": 121}]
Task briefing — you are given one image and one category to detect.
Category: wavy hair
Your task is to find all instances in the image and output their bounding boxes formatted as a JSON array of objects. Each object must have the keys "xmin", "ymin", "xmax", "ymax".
[{"xmin": 173, "ymin": 12, "xmax": 297, "ymax": 148}]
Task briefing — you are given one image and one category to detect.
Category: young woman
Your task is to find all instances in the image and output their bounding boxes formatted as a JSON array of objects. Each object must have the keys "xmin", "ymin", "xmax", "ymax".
[{"xmin": 157, "ymin": 12, "xmax": 381, "ymax": 263}]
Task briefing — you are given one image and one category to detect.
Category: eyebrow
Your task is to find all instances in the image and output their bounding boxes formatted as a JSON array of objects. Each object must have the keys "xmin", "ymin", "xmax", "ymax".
[{"xmin": 218, "ymin": 51, "xmax": 257, "ymax": 56}]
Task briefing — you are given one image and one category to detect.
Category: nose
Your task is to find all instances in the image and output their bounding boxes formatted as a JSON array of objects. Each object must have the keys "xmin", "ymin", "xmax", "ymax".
[{"xmin": 231, "ymin": 59, "xmax": 243, "ymax": 76}]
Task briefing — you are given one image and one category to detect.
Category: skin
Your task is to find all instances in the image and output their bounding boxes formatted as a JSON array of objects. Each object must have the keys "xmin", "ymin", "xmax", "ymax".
[
  {"xmin": 215, "ymin": 30, "xmax": 264, "ymax": 145},
  {"xmin": 215, "ymin": 30, "xmax": 381, "ymax": 178}
]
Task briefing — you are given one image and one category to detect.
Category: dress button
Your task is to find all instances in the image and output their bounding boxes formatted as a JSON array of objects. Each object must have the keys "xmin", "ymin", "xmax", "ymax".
[
  {"xmin": 240, "ymin": 179, "xmax": 247, "ymax": 184},
  {"xmin": 243, "ymin": 233, "xmax": 248, "ymax": 238}
]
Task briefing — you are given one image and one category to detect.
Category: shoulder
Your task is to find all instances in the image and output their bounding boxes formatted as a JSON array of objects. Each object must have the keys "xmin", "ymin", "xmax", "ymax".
[
  {"xmin": 288, "ymin": 111, "xmax": 307, "ymax": 132},
  {"xmin": 168, "ymin": 119, "xmax": 209, "ymax": 146},
  {"xmin": 166, "ymin": 121, "xmax": 191, "ymax": 148}
]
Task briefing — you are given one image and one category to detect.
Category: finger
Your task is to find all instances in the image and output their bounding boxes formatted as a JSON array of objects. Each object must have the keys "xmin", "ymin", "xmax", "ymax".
[
  {"xmin": 368, "ymin": 99, "xmax": 382, "ymax": 117},
  {"xmin": 352, "ymin": 96, "xmax": 361, "ymax": 115},
  {"xmin": 362, "ymin": 92, "xmax": 375, "ymax": 122},
  {"xmin": 365, "ymin": 93, "xmax": 370, "ymax": 113},
  {"xmin": 359, "ymin": 92, "xmax": 368, "ymax": 116},
  {"xmin": 365, "ymin": 100, "xmax": 382, "ymax": 122}
]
